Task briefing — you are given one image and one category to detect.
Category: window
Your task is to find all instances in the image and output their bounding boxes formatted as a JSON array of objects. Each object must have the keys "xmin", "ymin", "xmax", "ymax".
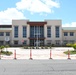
[
  {"xmin": 64, "ymin": 32, "xmax": 68, "ymax": 36},
  {"xmin": 14, "ymin": 26, "xmax": 18, "ymax": 38},
  {"xmin": 63, "ymin": 40, "xmax": 68, "ymax": 45},
  {"xmin": 70, "ymin": 32, "xmax": 74, "ymax": 36},
  {"xmin": 69, "ymin": 40, "xmax": 74, "ymax": 44},
  {"xmin": 23, "ymin": 40, "xmax": 27, "ymax": 45},
  {"xmin": 55, "ymin": 26, "xmax": 60, "ymax": 38},
  {"xmin": 0, "ymin": 41, "xmax": 4, "ymax": 45},
  {"xmin": 55, "ymin": 40, "xmax": 60, "ymax": 45},
  {"xmin": 47, "ymin": 40, "xmax": 51, "ymax": 45},
  {"xmin": 23, "ymin": 26, "xmax": 27, "ymax": 38},
  {"xmin": 14, "ymin": 41, "xmax": 18, "ymax": 45},
  {"xmin": 6, "ymin": 32, "xmax": 10, "ymax": 36},
  {"xmin": 30, "ymin": 26, "xmax": 44, "ymax": 38},
  {"xmin": 47, "ymin": 26, "xmax": 51, "ymax": 37},
  {"xmin": 0, "ymin": 32, "xmax": 4, "ymax": 36}
]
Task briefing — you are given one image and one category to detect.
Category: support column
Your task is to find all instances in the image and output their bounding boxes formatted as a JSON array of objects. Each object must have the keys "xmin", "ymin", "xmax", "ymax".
[{"xmin": 44, "ymin": 24, "xmax": 47, "ymax": 45}]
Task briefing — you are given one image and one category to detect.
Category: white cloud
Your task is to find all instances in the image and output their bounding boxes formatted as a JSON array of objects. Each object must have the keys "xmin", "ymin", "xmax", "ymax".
[
  {"xmin": 62, "ymin": 22, "xmax": 76, "ymax": 27},
  {"xmin": 16, "ymin": 0, "xmax": 60, "ymax": 13},
  {"xmin": 0, "ymin": 8, "xmax": 26, "ymax": 24}
]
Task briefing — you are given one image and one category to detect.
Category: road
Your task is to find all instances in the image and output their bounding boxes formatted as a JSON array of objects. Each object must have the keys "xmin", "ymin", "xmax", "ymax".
[{"xmin": 0, "ymin": 60, "xmax": 76, "ymax": 75}]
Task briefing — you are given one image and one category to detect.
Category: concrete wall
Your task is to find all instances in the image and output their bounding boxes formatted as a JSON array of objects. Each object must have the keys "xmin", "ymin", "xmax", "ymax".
[
  {"xmin": 62, "ymin": 30, "xmax": 76, "ymax": 43},
  {"xmin": 2, "ymin": 19, "xmax": 76, "ymax": 46},
  {"xmin": 12, "ymin": 20, "xmax": 29, "ymax": 45},
  {"xmin": 0, "ymin": 28, "xmax": 12, "ymax": 45},
  {"xmin": 45, "ymin": 20, "xmax": 62, "ymax": 45}
]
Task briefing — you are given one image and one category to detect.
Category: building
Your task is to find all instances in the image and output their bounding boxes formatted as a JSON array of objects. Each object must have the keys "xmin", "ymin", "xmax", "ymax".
[{"xmin": 0, "ymin": 19, "xmax": 76, "ymax": 46}]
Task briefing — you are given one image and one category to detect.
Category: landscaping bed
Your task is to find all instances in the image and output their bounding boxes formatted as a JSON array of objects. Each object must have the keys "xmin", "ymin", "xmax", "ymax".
[
  {"xmin": 1, "ymin": 51, "xmax": 12, "ymax": 56},
  {"xmin": 64, "ymin": 50, "xmax": 76, "ymax": 55}
]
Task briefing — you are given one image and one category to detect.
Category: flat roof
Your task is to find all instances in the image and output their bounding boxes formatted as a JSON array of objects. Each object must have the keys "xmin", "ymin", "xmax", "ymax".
[
  {"xmin": 62, "ymin": 27, "xmax": 76, "ymax": 30},
  {"xmin": 0, "ymin": 25, "xmax": 12, "ymax": 28}
]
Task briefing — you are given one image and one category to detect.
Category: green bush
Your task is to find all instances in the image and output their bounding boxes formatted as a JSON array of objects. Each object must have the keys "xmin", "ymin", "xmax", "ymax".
[
  {"xmin": 1, "ymin": 51, "xmax": 12, "ymax": 56},
  {"xmin": 72, "ymin": 43, "xmax": 76, "ymax": 51},
  {"xmin": 66, "ymin": 43, "xmax": 73, "ymax": 47},
  {"xmin": 41, "ymin": 46, "xmax": 43, "ymax": 49},
  {"xmin": 64, "ymin": 50, "xmax": 76, "ymax": 55},
  {"xmin": 5, "ymin": 51, "xmax": 12, "ymax": 55},
  {"xmin": 0, "ymin": 45, "xmax": 5, "ymax": 52},
  {"xmin": 32, "ymin": 46, "xmax": 34, "ymax": 49},
  {"xmin": 23, "ymin": 46, "xmax": 28, "ymax": 49},
  {"xmin": 45, "ymin": 46, "xmax": 48, "ymax": 49}
]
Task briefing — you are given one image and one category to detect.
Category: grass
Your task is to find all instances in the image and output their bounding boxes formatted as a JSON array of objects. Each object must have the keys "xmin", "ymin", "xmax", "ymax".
[{"xmin": 64, "ymin": 50, "xmax": 76, "ymax": 55}]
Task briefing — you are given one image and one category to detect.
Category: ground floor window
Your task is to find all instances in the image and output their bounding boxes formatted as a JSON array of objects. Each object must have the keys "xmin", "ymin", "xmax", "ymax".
[
  {"xmin": 0, "ymin": 41, "xmax": 4, "ymax": 45},
  {"xmin": 55, "ymin": 40, "xmax": 60, "ymax": 45},
  {"xmin": 47, "ymin": 40, "xmax": 51, "ymax": 46},
  {"xmin": 30, "ymin": 39, "xmax": 44, "ymax": 46},
  {"xmin": 23, "ymin": 40, "xmax": 27, "ymax": 45},
  {"xmin": 63, "ymin": 40, "xmax": 68, "ymax": 45},
  {"xmin": 14, "ymin": 41, "xmax": 18, "ymax": 45},
  {"xmin": 69, "ymin": 40, "xmax": 74, "ymax": 44}
]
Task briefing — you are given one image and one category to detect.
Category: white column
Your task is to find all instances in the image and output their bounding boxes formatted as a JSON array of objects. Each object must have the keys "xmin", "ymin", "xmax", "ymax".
[
  {"xmin": 27, "ymin": 24, "xmax": 30, "ymax": 45},
  {"xmin": 44, "ymin": 25, "xmax": 47, "ymax": 45}
]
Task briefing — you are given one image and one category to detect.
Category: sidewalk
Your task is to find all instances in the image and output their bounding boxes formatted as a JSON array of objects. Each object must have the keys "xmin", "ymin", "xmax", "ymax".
[{"xmin": 1, "ymin": 47, "xmax": 76, "ymax": 59}]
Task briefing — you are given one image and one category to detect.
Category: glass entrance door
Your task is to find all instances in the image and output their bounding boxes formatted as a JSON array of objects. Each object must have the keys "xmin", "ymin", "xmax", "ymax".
[{"xmin": 30, "ymin": 39, "xmax": 44, "ymax": 46}]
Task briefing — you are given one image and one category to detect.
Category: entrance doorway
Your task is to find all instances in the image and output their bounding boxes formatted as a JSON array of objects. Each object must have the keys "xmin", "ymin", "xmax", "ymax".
[{"xmin": 30, "ymin": 39, "xmax": 44, "ymax": 46}]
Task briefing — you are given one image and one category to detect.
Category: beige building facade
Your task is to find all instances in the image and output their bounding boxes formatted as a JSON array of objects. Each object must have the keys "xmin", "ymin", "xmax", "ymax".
[{"xmin": 0, "ymin": 19, "xmax": 76, "ymax": 46}]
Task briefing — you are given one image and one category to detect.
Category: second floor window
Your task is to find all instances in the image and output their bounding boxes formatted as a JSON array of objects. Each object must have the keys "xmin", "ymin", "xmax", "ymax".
[
  {"xmin": 64, "ymin": 32, "xmax": 68, "ymax": 36},
  {"xmin": 0, "ymin": 32, "xmax": 4, "ymax": 36},
  {"xmin": 55, "ymin": 26, "xmax": 60, "ymax": 38},
  {"xmin": 14, "ymin": 26, "xmax": 18, "ymax": 38},
  {"xmin": 70, "ymin": 32, "xmax": 74, "ymax": 36},
  {"xmin": 6, "ymin": 32, "xmax": 10, "ymax": 36},
  {"xmin": 47, "ymin": 26, "xmax": 51, "ymax": 37},
  {"xmin": 23, "ymin": 26, "xmax": 27, "ymax": 38}
]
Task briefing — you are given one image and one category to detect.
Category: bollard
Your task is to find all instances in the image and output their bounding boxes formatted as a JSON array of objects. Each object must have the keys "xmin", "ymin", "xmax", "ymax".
[
  {"xmin": 68, "ymin": 50, "xmax": 71, "ymax": 59},
  {"xmin": 49, "ymin": 50, "xmax": 52, "ymax": 59},
  {"xmin": 29, "ymin": 49, "xmax": 33, "ymax": 60},
  {"xmin": 14, "ymin": 50, "xmax": 16, "ymax": 60}
]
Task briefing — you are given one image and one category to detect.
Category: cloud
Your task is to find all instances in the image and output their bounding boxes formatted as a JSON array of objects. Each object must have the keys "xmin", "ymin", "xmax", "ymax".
[
  {"xmin": 62, "ymin": 22, "xmax": 76, "ymax": 27},
  {"xmin": 16, "ymin": 0, "xmax": 60, "ymax": 14},
  {"xmin": 0, "ymin": 8, "xmax": 26, "ymax": 24}
]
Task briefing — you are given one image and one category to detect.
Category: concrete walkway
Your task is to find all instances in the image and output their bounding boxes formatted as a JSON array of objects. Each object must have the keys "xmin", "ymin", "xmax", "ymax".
[{"xmin": 1, "ymin": 47, "xmax": 76, "ymax": 59}]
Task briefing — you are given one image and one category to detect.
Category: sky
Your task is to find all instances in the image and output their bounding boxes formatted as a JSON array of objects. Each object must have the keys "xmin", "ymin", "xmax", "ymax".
[{"xmin": 0, "ymin": 0, "xmax": 76, "ymax": 27}]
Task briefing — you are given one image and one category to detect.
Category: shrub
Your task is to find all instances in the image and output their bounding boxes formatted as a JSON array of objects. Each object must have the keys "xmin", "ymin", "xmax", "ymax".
[
  {"xmin": 1, "ymin": 50, "xmax": 12, "ymax": 56},
  {"xmin": 0, "ymin": 45, "xmax": 5, "ymax": 52},
  {"xmin": 24, "ymin": 46, "xmax": 28, "ymax": 49},
  {"xmin": 41, "ymin": 46, "xmax": 44, "ymax": 49},
  {"xmin": 72, "ymin": 43, "xmax": 76, "ymax": 51},
  {"xmin": 32, "ymin": 46, "xmax": 34, "ymax": 49},
  {"xmin": 66, "ymin": 43, "xmax": 73, "ymax": 47},
  {"xmin": 45, "ymin": 46, "xmax": 48, "ymax": 49},
  {"xmin": 5, "ymin": 51, "xmax": 12, "ymax": 55}
]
